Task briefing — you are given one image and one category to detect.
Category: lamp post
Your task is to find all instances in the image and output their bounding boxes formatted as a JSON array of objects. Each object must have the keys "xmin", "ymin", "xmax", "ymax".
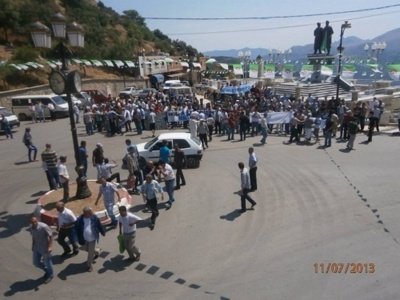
[
  {"xmin": 335, "ymin": 21, "xmax": 351, "ymax": 100},
  {"xmin": 238, "ymin": 50, "xmax": 251, "ymax": 79},
  {"xmin": 31, "ymin": 13, "xmax": 91, "ymax": 199}
]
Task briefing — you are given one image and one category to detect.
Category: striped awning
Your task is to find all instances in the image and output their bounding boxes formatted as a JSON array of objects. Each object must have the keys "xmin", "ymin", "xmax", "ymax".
[
  {"xmin": 113, "ymin": 60, "xmax": 125, "ymax": 68},
  {"xmin": 125, "ymin": 60, "xmax": 135, "ymax": 67},
  {"xmin": 103, "ymin": 60, "xmax": 114, "ymax": 67}
]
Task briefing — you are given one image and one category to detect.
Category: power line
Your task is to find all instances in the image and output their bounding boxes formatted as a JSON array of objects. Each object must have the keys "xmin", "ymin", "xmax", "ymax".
[
  {"xmin": 144, "ymin": 3, "xmax": 400, "ymax": 20},
  {"xmin": 166, "ymin": 10, "xmax": 400, "ymax": 36}
]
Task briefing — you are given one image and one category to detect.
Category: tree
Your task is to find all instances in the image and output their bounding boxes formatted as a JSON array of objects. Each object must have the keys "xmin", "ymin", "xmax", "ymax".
[
  {"xmin": 122, "ymin": 10, "xmax": 146, "ymax": 27},
  {"xmin": 0, "ymin": 0, "xmax": 20, "ymax": 43}
]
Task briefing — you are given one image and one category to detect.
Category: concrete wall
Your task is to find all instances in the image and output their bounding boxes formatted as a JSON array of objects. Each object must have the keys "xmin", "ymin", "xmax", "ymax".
[{"xmin": 0, "ymin": 78, "xmax": 146, "ymax": 109}]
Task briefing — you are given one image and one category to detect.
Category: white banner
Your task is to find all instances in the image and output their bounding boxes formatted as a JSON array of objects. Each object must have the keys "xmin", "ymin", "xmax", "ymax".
[{"xmin": 267, "ymin": 111, "xmax": 293, "ymax": 124}]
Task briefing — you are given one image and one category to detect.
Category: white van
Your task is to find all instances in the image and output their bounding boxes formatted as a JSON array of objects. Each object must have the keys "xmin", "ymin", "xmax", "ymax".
[
  {"xmin": 168, "ymin": 86, "xmax": 193, "ymax": 99},
  {"xmin": 162, "ymin": 80, "xmax": 182, "ymax": 93},
  {"xmin": 11, "ymin": 94, "xmax": 69, "ymax": 121}
]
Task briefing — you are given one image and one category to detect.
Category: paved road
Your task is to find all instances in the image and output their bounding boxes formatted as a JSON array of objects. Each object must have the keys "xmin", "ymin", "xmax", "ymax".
[{"xmin": 1, "ymin": 119, "xmax": 400, "ymax": 300}]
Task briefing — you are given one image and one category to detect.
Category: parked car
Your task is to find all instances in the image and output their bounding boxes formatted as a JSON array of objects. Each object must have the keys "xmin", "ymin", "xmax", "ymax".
[
  {"xmin": 60, "ymin": 94, "xmax": 83, "ymax": 109},
  {"xmin": 73, "ymin": 91, "xmax": 93, "ymax": 108},
  {"xmin": 0, "ymin": 106, "xmax": 20, "ymax": 131},
  {"xmin": 82, "ymin": 89, "xmax": 109, "ymax": 104},
  {"xmin": 138, "ymin": 88, "xmax": 158, "ymax": 98},
  {"xmin": 136, "ymin": 132, "xmax": 203, "ymax": 168},
  {"xmin": 119, "ymin": 86, "xmax": 140, "ymax": 98}
]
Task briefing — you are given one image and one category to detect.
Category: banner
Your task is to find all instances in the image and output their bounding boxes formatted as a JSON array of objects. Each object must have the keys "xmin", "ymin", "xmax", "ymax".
[
  {"xmin": 342, "ymin": 64, "xmax": 356, "ymax": 79},
  {"xmin": 267, "ymin": 111, "xmax": 293, "ymax": 124},
  {"xmin": 249, "ymin": 63, "xmax": 258, "ymax": 78},
  {"xmin": 282, "ymin": 64, "xmax": 294, "ymax": 79},
  {"xmin": 321, "ymin": 65, "xmax": 333, "ymax": 76},
  {"xmin": 388, "ymin": 64, "xmax": 400, "ymax": 80},
  {"xmin": 263, "ymin": 63, "xmax": 275, "ymax": 79},
  {"xmin": 300, "ymin": 64, "xmax": 313, "ymax": 79},
  {"xmin": 367, "ymin": 64, "xmax": 380, "ymax": 73},
  {"xmin": 232, "ymin": 64, "xmax": 243, "ymax": 76}
]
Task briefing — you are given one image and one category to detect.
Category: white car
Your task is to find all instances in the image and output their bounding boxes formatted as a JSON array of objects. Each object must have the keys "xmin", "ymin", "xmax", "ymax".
[
  {"xmin": 119, "ymin": 86, "xmax": 140, "ymax": 98},
  {"xmin": 136, "ymin": 132, "xmax": 203, "ymax": 168},
  {"xmin": 0, "ymin": 106, "xmax": 20, "ymax": 131}
]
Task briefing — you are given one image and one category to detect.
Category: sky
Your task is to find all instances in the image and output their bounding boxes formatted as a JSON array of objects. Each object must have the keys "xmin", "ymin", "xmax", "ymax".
[{"xmin": 100, "ymin": 0, "xmax": 400, "ymax": 52}]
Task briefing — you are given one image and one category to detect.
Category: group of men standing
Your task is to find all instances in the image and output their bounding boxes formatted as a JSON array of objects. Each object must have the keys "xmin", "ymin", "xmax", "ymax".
[{"xmin": 313, "ymin": 20, "xmax": 334, "ymax": 55}]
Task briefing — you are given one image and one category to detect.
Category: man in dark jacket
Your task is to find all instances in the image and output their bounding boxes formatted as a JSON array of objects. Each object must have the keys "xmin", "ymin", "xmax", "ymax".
[
  {"xmin": 174, "ymin": 145, "xmax": 186, "ymax": 189},
  {"xmin": 75, "ymin": 206, "xmax": 105, "ymax": 272}
]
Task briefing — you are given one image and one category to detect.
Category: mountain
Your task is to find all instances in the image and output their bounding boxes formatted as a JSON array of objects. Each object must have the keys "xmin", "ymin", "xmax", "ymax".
[{"xmin": 203, "ymin": 28, "xmax": 400, "ymax": 63}]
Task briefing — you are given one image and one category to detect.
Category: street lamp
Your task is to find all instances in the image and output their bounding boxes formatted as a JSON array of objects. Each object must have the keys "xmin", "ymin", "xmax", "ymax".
[
  {"xmin": 335, "ymin": 21, "xmax": 351, "ymax": 100},
  {"xmin": 31, "ymin": 13, "xmax": 91, "ymax": 199},
  {"xmin": 238, "ymin": 50, "xmax": 251, "ymax": 79}
]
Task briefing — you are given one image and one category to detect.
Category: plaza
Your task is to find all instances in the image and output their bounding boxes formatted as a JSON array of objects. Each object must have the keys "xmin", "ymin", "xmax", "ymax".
[{"xmin": 1, "ymin": 118, "xmax": 399, "ymax": 299}]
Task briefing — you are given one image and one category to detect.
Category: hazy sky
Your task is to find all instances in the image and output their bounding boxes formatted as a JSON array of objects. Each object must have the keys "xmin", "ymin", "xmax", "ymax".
[{"xmin": 100, "ymin": 0, "xmax": 400, "ymax": 52}]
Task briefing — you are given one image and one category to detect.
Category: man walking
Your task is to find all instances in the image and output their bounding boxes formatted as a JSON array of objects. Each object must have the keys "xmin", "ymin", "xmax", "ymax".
[
  {"xmin": 75, "ymin": 206, "xmax": 105, "ymax": 272},
  {"xmin": 58, "ymin": 156, "xmax": 70, "ymax": 202},
  {"xmin": 118, "ymin": 206, "xmax": 142, "ymax": 261},
  {"xmin": 141, "ymin": 174, "xmax": 164, "ymax": 230},
  {"xmin": 238, "ymin": 162, "xmax": 257, "ymax": 213},
  {"xmin": 29, "ymin": 216, "xmax": 54, "ymax": 284},
  {"xmin": 248, "ymin": 147, "xmax": 258, "ymax": 191},
  {"xmin": 78, "ymin": 140, "xmax": 88, "ymax": 177},
  {"xmin": 158, "ymin": 160, "xmax": 175, "ymax": 209},
  {"xmin": 92, "ymin": 143, "xmax": 104, "ymax": 180},
  {"xmin": 23, "ymin": 127, "xmax": 38, "ymax": 162},
  {"xmin": 174, "ymin": 145, "xmax": 186, "ymax": 189},
  {"xmin": 95, "ymin": 177, "xmax": 121, "ymax": 227},
  {"xmin": 41, "ymin": 144, "xmax": 59, "ymax": 190},
  {"xmin": 347, "ymin": 115, "xmax": 359, "ymax": 150},
  {"xmin": 56, "ymin": 202, "xmax": 79, "ymax": 257}
]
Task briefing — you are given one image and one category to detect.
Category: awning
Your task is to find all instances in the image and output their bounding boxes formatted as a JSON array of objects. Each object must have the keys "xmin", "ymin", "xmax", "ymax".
[
  {"xmin": 150, "ymin": 74, "xmax": 164, "ymax": 84},
  {"xmin": 180, "ymin": 62, "xmax": 189, "ymax": 68},
  {"xmin": 113, "ymin": 60, "xmax": 125, "ymax": 68},
  {"xmin": 219, "ymin": 63, "xmax": 229, "ymax": 70},
  {"xmin": 91, "ymin": 60, "xmax": 104, "ymax": 67},
  {"xmin": 73, "ymin": 59, "xmax": 82, "ymax": 64},
  {"xmin": 103, "ymin": 60, "xmax": 114, "ymax": 67},
  {"xmin": 81, "ymin": 59, "xmax": 92, "ymax": 66},
  {"xmin": 192, "ymin": 62, "xmax": 202, "ymax": 69},
  {"xmin": 165, "ymin": 57, "xmax": 174, "ymax": 63},
  {"xmin": 125, "ymin": 60, "xmax": 135, "ymax": 67}
]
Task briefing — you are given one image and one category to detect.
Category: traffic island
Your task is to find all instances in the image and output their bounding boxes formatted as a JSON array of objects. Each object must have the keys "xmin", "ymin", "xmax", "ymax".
[{"xmin": 37, "ymin": 180, "xmax": 133, "ymax": 226}]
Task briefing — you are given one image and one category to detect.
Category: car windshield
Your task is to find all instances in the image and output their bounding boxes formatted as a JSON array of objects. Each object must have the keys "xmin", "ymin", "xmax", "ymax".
[
  {"xmin": 0, "ymin": 108, "xmax": 12, "ymax": 116},
  {"xmin": 144, "ymin": 137, "xmax": 158, "ymax": 149},
  {"xmin": 53, "ymin": 96, "xmax": 67, "ymax": 105},
  {"xmin": 191, "ymin": 136, "xmax": 201, "ymax": 145}
]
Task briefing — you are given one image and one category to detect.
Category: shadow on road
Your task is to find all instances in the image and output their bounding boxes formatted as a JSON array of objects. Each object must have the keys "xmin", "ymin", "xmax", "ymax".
[
  {"xmin": 14, "ymin": 161, "xmax": 32, "ymax": 166},
  {"xmin": 98, "ymin": 254, "xmax": 132, "ymax": 274},
  {"xmin": 0, "ymin": 213, "xmax": 31, "ymax": 238},
  {"xmin": 57, "ymin": 262, "xmax": 88, "ymax": 280},
  {"xmin": 4, "ymin": 277, "xmax": 43, "ymax": 297},
  {"xmin": 220, "ymin": 209, "xmax": 242, "ymax": 221}
]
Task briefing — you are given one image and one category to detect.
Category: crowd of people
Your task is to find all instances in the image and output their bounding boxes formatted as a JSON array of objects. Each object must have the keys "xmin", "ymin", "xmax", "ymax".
[{"xmin": 22, "ymin": 81, "xmax": 395, "ymax": 284}]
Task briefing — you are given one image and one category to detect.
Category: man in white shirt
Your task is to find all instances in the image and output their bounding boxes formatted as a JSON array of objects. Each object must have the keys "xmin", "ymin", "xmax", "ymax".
[
  {"xmin": 95, "ymin": 177, "xmax": 121, "ymax": 227},
  {"xmin": 158, "ymin": 161, "xmax": 175, "ymax": 209},
  {"xmin": 148, "ymin": 109, "xmax": 157, "ymax": 137},
  {"xmin": 58, "ymin": 156, "xmax": 69, "ymax": 202},
  {"xmin": 118, "ymin": 206, "xmax": 142, "ymax": 261},
  {"xmin": 238, "ymin": 162, "xmax": 257, "ymax": 213},
  {"xmin": 56, "ymin": 201, "xmax": 79, "ymax": 257}
]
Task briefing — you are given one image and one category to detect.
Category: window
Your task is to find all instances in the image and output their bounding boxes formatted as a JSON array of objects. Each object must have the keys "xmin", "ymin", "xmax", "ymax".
[{"xmin": 174, "ymin": 139, "xmax": 190, "ymax": 149}]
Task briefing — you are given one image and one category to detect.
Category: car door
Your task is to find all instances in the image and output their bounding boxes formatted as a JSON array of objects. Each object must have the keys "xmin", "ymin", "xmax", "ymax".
[
  {"xmin": 149, "ymin": 139, "xmax": 172, "ymax": 162},
  {"xmin": 172, "ymin": 139, "xmax": 191, "ymax": 159}
]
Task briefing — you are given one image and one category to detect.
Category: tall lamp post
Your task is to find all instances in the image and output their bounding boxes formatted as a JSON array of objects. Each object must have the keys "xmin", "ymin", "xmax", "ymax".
[
  {"xmin": 238, "ymin": 50, "xmax": 251, "ymax": 79},
  {"xmin": 335, "ymin": 21, "xmax": 351, "ymax": 100},
  {"xmin": 31, "ymin": 13, "xmax": 91, "ymax": 199}
]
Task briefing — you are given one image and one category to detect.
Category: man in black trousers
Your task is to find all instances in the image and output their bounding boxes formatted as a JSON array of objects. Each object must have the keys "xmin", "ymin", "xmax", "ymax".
[{"xmin": 248, "ymin": 147, "xmax": 258, "ymax": 191}]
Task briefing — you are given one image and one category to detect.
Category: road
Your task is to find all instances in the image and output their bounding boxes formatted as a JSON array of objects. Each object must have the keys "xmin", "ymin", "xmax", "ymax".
[{"xmin": 1, "ymin": 119, "xmax": 400, "ymax": 300}]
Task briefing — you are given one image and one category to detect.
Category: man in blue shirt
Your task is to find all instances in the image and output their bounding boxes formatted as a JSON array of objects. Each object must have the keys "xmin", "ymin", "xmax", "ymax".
[
  {"xmin": 78, "ymin": 140, "xmax": 88, "ymax": 177},
  {"xmin": 159, "ymin": 140, "xmax": 171, "ymax": 163}
]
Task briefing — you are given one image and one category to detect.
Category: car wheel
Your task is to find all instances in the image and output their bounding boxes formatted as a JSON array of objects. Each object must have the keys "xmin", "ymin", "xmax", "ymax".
[
  {"xmin": 186, "ymin": 157, "xmax": 200, "ymax": 169},
  {"xmin": 18, "ymin": 113, "xmax": 28, "ymax": 121}
]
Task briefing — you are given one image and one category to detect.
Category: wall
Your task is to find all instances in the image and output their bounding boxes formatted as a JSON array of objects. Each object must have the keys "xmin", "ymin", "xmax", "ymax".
[{"xmin": 0, "ymin": 78, "xmax": 146, "ymax": 109}]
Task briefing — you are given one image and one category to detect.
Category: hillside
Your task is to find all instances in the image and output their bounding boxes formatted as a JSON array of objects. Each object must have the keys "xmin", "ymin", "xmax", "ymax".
[{"xmin": 0, "ymin": 0, "xmax": 200, "ymax": 90}]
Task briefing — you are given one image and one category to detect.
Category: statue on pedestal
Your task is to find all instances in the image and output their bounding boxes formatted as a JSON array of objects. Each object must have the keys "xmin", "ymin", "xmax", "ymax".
[
  {"xmin": 322, "ymin": 21, "xmax": 334, "ymax": 55},
  {"xmin": 313, "ymin": 22, "xmax": 324, "ymax": 54}
]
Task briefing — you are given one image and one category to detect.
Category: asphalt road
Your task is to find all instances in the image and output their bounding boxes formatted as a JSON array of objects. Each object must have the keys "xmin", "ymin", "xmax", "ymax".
[{"xmin": 1, "ymin": 119, "xmax": 400, "ymax": 300}]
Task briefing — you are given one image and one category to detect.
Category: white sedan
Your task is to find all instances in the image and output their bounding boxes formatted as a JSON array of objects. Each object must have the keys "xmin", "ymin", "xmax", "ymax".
[{"xmin": 136, "ymin": 132, "xmax": 203, "ymax": 168}]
